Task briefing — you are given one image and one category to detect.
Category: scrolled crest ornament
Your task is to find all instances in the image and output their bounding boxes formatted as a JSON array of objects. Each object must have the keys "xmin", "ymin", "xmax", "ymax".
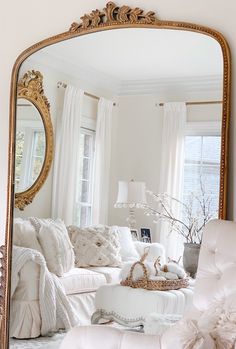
[
  {"xmin": 70, "ymin": 2, "xmax": 157, "ymax": 32},
  {"xmin": 17, "ymin": 70, "xmax": 50, "ymax": 109}
]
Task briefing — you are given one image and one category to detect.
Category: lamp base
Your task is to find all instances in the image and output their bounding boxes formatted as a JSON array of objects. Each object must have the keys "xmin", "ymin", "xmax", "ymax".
[{"xmin": 126, "ymin": 208, "xmax": 136, "ymax": 229}]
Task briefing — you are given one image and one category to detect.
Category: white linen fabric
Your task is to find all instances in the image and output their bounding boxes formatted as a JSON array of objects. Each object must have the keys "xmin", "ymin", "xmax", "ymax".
[
  {"xmin": 51, "ymin": 85, "xmax": 84, "ymax": 225},
  {"xmin": 59, "ymin": 268, "xmax": 107, "ymax": 295},
  {"xmin": 13, "ymin": 218, "xmax": 43, "ymax": 253},
  {"xmin": 68, "ymin": 225, "xmax": 122, "ymax": 267},
  {"xmin": 144, "ymin": 313, "xmax": 182, "ymax": 335},
  {"xmin": 11, "ymin": 246, "xmax": 79, "ymax": 337},
  {"xmin": 30, "ymin": 217, "xmax": 75, "ymax": 277},
  {"xmin": 92, "ymin": 97, "xmax": 113, "ymax": 225},
  {"xmin": 115, "ymin": 226, "xmax": 139, "ymax": 261},
  {"xmin": 94, "ymin": 284, "xmax": 194, "ymax": 325},
  {"xmin": 159, "ymin": 102, "xmax": 186, "ymax": 260},
  {"xmin": 88, "ymin": 266, "xmax": 121, "ymax": 284}
]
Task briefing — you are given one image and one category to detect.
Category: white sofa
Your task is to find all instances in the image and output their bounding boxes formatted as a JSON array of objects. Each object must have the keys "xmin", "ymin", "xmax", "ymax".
[
  {"xmin": 10, "ymin": 220, "xmax": 165, "ymax": 339},
  {"xmin": 60, "ymin": 219, "xmax": 236, "ymax": 349}
]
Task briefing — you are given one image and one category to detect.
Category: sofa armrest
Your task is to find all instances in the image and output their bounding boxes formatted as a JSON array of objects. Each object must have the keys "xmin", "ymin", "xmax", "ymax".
[
  {"xmin": 12, "ymin": 260, "xmax": 40, "ymax": 301},
  {"xmin": 133, "ymin": 241, "xmax": 166, "ymax": 264}
]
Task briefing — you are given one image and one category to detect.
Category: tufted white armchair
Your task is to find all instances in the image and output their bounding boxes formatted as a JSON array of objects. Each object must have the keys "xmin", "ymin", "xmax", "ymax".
[{"xmin": 60, "ymin": 219, "xmax": 236, "ymax": 349}]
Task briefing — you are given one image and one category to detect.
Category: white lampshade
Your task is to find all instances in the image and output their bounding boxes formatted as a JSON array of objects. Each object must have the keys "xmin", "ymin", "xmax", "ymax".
[{"xmin": 115, "ymin": 180, "xmax": 147, "ymax": 208}]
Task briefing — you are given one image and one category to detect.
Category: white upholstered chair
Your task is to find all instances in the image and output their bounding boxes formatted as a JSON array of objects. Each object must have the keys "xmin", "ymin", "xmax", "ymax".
[{"xmin": 60, "ymin": 219, "xmax": 236, "ymax": 349}]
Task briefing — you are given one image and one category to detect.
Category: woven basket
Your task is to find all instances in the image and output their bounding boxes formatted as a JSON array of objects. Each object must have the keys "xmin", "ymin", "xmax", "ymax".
[{"xmin": 120, "ymin": 254, "xmax": 189, "ymax": 291}]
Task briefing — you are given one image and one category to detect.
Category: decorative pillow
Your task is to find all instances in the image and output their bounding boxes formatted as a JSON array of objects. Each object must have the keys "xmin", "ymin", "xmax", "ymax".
[
  {"xmin": 134, "ymin": 241, "xmax": 166, "ymax": 264},
  {"xmin": 37, "ymin": 219, "xmax": 75, "ymax": 276},
  {"xmin": 68, "ymin": 225, "xmax": 122, "ymax": 267},
  {"xmin": 113, "ymin": 226, "xmax": 139, "ymax": 262},
  {"xmin": 13, "ymin": 218, "xmax": 43, "ymax": 253}
]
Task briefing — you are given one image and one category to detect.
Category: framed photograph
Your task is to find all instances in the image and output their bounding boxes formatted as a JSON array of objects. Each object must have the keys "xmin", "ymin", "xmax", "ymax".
[
  {"xmin": 140, "ymin": 228, "xmax": 152, "ymax": 243},
  {"xmin": 130, "ymin": 229, "xmax": 140, "ymax": 241}
]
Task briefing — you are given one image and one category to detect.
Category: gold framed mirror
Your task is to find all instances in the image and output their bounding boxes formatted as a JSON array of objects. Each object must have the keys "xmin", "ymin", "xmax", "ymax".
[
  {"xmin": 15, "ymin": 70, "xmax": 54, "ymax": 210},
  {"xmin": 0, "ymin": 2, "xmax": 231, "ymax": 348}
]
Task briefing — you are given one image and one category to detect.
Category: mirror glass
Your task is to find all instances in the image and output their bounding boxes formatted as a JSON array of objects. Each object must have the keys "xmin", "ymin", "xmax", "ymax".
[
  {"xmin": 15, "ymin": 98, "xmax": 46, "ymax": 193},
  {"xmin": 10, "ymin": 27, "xmax": 223, "ymax": 348}
]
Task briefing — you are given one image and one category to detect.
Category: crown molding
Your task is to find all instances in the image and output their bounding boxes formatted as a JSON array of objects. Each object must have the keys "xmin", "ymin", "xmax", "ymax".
[
  {"xmin": 25, "ymin": 53, "xmax": 222, "ymax": 97},
  {"xmin": 25, "ymin": 52, "xmax": 120, "ymax": 97},
  {"xmin": 118, "ymin": 75, "xmax": 223, "ymax": 95}
]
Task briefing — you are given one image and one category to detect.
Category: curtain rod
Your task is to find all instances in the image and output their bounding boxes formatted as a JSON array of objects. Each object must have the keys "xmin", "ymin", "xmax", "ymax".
[
  {"xmin": 158, "ymin": 100, "xmax": 223, "ymax": 107},
  {"xmin": 57, "ymin": 81, "xmax": 116, "ymax": 106}
]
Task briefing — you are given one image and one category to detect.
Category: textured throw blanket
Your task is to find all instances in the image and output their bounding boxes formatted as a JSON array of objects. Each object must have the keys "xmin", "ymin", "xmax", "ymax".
[{"xmin": 11, "ymin": 246, "xmax": 80, "ymax": 336}]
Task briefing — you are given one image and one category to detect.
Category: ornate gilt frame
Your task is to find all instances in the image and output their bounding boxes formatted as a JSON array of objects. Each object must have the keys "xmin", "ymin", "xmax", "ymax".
[
  {"xmin": 0, "ymin": 2, "xmax": 231, "ymax": 348},
  {"xmin": 15, "ymin": 70, "xmax": 54, "ymax": 210}
]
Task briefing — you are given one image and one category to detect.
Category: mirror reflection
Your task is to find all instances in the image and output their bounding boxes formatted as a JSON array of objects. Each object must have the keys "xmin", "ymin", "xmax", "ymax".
[
  {"xmin": 11, "ymin": 28, "xmax": 223, "ymax": 348},
  {"xmin": 15, "ymin": 99, "xmax": 46, "ymax": 193}
]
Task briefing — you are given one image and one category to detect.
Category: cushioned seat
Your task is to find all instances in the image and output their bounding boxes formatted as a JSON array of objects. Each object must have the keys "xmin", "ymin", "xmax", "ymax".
[
  {"xmin": 59, "ymin": 268, "xmax": 107, "ymax": 295},
  {"xmin": 88, "ymin": 267, "xmax": 121, "ymax": 284},
  {"xmin": 92, "ymin": 283, "xmax": 194, "ymax": 326}
]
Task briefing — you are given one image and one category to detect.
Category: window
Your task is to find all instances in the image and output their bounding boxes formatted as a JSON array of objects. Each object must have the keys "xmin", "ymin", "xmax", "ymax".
[
  {"xmin": 183, "ymin": 135, "xmax": 221, "ymax": 217},
  {"xmin": 74, "ymin": 128, "xmax": 95, "ymax": 227},
  {"xmin": 15, "ymin": 128, "xmax": 45, "ymax": 191}
]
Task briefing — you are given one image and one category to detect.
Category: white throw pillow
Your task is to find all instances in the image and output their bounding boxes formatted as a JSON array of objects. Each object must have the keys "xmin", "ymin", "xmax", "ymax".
[
  {"xmin": 13, "ymin": 218, "xmax": 43, "ymax": 253},
  {"xmin": 134, "ymin": 241, "xmax": 166, "ymax": 264},
  {"xmin": 114, "ymin": 226, "xmax": 139, "ymax": 262},
  {"xmin": 68, "ymin": 225, "xmax": 122, "ymax": 267},
  {"xmin": 38, "ymin": 220, "xmax": 75, "ymax": 276}
]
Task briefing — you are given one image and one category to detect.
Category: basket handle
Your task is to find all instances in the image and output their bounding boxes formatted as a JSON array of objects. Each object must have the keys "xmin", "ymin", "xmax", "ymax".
[
  {"xmin": 154, "ymin": 256, "xmax": 161, "ymax": 276},
  {"xmin": 128, "ymin": 261, "xmax": 149, "ymax": 286}
]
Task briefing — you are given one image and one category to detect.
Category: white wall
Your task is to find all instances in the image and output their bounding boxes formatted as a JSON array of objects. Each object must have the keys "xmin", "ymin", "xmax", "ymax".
[
  {"xmin": 108, "ymin": 91, "xmax": 222, "ymax": 239},
  {"xmin": 0, "ymin": 0, "xmax": 236, "ymax": 245}
]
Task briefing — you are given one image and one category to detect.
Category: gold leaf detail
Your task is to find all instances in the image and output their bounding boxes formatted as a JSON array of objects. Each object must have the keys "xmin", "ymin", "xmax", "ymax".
[
  {"xmin": 104, "ymin": 2, "xmax": 118, "ymax": 22},
  {"xmin": 69, "ymin": 2, "xmax": 158, "ymax": 31},
  {"xmin": 90, "ymin": 10, "xmax": 103, "ymax": 27},
  {"xmin": 117, "ymin": 5, "xmax": 130, "ymax": 22},
  {"xmin": 129, "ymin": 8, "xmax": 143, "ymax": 23}
]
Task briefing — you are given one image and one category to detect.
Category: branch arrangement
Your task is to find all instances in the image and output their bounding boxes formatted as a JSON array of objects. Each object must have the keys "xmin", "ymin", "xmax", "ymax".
[{"xmin": 144, "ymin": 181, "xmax": 217, "ymax": 244}]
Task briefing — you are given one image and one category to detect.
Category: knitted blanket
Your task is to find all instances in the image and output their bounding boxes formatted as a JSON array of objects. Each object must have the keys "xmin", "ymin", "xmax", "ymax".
[{"xmin": 11, "ymin": 246, "xmax": 80, "ymax": 336}]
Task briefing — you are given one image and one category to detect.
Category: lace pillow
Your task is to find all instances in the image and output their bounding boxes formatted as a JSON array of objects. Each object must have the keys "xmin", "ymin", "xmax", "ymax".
[
  {"xmin": 37, "ymin": 219, "xmax": 75, "ymax": 276},
  {"xmin": 68, "ymin": 225, "xmax": 122, "ymax": 267}
]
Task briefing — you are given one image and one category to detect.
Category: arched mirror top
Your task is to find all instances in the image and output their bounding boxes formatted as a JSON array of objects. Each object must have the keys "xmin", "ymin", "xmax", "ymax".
[{"xmin": 0, "ymin": 3, "xmax": 231, "ymax": 349}]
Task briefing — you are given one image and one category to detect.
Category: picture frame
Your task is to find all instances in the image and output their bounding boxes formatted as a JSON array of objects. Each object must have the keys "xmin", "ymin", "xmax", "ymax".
[
  {"xmin": 140, "ymin": 228, "xmax": 152, "ymax": 243},
  {"xmin": 130, "ymin": 229, "xmax": 140, "ymax": 241}
]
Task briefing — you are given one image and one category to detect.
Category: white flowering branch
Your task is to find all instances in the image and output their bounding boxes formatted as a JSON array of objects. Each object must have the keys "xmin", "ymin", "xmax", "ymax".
[{"xmin": 144, "ymin": 181, "xmax": 217, "ymax": 244}]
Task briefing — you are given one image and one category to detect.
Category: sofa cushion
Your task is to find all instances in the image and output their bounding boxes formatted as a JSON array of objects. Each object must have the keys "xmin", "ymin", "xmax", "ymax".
[
  {"xmin": 38, "ymin": 219, "xmax": 75, "ymax": 277},
  {"xmin": 13, "ymin": 218, "xmax": 43, "ymax": 254},
  {"xmin": 68, "ymin": 225, "xmax": 122, "ymax": 267},
  {"xmin": 59, "ymin": 268, "xmax": 107, "ymax": 295},
  {"xmin": 88, "ymin": 267, "xmax": 121, "ymax": 284},
  {"xmin": 114, "ymin": 226, "xmax": 139, "ymax": 262}
]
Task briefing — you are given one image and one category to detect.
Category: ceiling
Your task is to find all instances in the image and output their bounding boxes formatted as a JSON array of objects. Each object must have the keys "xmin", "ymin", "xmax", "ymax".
[{"xmin": 33, "ymin": 28, "xmax": 223, "ymax": 81}]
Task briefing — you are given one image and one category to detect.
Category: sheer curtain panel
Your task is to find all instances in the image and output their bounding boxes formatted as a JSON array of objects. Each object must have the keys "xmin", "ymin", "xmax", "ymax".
[
  {"xmin": 52, "ymin": 86, "xmax": 84, "ymax": 225},
  {"xmin": 92, "ymin": 98, "xmax": 113, "ymax": 225},
  {"xmin": 159, "ymin": 102, "xmax": 187, "ymax": 260}
]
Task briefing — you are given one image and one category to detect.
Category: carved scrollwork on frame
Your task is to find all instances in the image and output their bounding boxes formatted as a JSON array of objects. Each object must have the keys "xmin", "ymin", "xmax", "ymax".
[
  {"xmin": 15, "ymin": 70, "xmax": 54, "ymax": 210},
  {"xmin": 70, "ymin": 2, "xmax": 157, "ymax": 32}
]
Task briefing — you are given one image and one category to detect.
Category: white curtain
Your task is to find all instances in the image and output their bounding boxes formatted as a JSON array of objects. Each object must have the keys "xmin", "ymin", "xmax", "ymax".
[
  {"xmin": 52, "ymin": 86, "xmax": 84, "ymax": 225},
  {"xmin": 92, "ymin": 97, "xmax": 113, "ymax": 225},
  {"xmin": 159, "ymin": 102, "xmax": 186, "ymax": 260}
]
